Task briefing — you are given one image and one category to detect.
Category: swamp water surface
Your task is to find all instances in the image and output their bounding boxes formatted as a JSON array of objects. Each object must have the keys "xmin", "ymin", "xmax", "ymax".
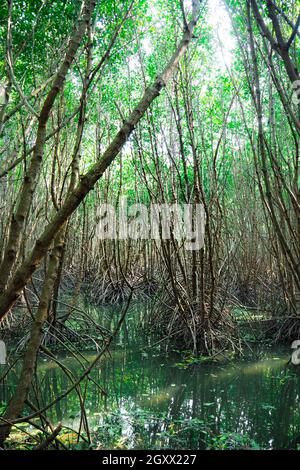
[{"xmin": 1, "ymin": 302, "xmax": 300, "ymax": 450}]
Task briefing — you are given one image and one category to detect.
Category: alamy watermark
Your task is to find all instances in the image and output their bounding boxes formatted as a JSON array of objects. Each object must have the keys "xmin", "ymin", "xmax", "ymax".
[
  {"xmin": 0, "ymin": 82, "xmax": 6, "ymax": 107},
  {"xmin": 292, "ymin": 80, "xmax": 300, "ymax": 106},
  {"xmin": 0, "ymin": 340, "xmax": 6, "ymax": 365},
  {"xmin": 95, "ymin": 197, "xmax": 206, "ymax": 251},
  {"xmin": 291, "ymin": 340, "xmax": 300, "ymax": 365}
]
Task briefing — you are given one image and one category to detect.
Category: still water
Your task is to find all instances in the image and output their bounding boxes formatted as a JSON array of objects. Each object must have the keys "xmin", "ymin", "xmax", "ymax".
[{"xmin": 2, "ymin": 302, "xmax": 300, "ymax": 450}]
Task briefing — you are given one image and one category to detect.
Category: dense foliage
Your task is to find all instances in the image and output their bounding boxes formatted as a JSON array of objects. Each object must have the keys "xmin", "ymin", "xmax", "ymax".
[{"xmin": 0, "ymin": 0, "xmax": 299, "ymax": 451}]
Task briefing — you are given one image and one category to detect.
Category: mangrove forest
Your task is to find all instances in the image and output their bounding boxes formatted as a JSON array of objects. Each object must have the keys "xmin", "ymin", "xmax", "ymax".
[{"xmin": 0, "ymin": 0, "xmax": 300, "ymax": 456}]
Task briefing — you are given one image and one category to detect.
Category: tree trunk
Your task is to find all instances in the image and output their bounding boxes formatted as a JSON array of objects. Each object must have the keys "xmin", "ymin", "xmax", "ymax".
[{"xmin": 0, "ymin": 0, "xmax": 202, "ymax": 322}]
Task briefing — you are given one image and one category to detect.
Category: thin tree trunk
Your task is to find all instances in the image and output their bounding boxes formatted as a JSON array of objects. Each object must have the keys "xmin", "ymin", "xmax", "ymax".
[
  {"xmin": 0, "ymin": 0, "xmax": 202, "ymax": 322},
  {"xmin": 0, "ymin": 230, "xmax": 65, "ymax": 443},
  {"xmin": 0, "ymin": 0, "xmax": 96, "ymax": 294}
]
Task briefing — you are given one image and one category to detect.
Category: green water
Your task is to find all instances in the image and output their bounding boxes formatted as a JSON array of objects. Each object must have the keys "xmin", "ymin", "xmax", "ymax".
[{"xmin": 2, "ymin": 302, "xmax": 300, "ymax": 450}]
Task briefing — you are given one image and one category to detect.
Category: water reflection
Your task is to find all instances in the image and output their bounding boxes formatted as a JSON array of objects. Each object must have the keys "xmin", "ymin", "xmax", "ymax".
[{"xmin": 1, "ymin": 303, "xmax": 300, "ymax": 449}]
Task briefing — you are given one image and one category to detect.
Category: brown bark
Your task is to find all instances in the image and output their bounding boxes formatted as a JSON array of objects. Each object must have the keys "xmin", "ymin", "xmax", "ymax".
[
  {"xmin": 0, "ymin": 0, "xmax": 96, "ymax": 294},
  {"xmin": 0, "ymin": 0, "xmax": 202, "ymax": 322},
  {"xmin": 0, "ymin": 230, "xmax": 65, "ymax": 443},
  {"xmin": 0, "ymin": 18, "xmax": 97, "ymax": 443}
]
